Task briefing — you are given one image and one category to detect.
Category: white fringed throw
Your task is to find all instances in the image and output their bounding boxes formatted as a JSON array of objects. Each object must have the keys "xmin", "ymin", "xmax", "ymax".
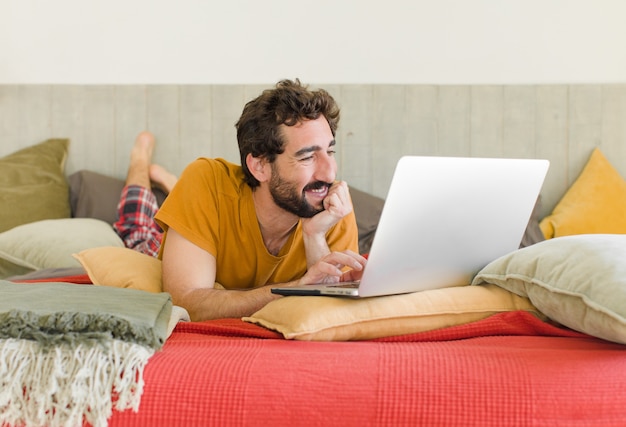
[
  {"xmin": 0, "ymin": 338, "xmax": 152, "ymax": 427},
  {"xmin": 0, "ymin": 280, "xmax": 173, "ymax": 427}
]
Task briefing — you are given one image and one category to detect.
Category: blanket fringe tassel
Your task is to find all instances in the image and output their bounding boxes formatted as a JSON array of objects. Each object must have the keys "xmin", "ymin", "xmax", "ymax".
[{"xmin": 0, "ymin": 338, "xmax": 154, "ymax": 427}]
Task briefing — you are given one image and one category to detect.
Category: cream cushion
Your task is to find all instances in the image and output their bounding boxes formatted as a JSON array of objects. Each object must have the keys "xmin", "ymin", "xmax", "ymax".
[{"xmin": 0, "ymin": 218, "xmax": 123, "ymax": 279}]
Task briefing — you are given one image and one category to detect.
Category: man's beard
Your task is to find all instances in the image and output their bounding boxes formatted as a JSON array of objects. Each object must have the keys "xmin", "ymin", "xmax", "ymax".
[{"xmin": 269, "ymin": 166, "xmax": 329, "ymax": 218}]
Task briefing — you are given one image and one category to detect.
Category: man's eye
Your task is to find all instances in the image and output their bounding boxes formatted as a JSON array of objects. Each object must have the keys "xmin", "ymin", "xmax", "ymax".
[
  {"xmin": 328, "ymin": 150, "xmax": 336, "ymax": 156},
  {"xmin": 299, "ymin": 156, "xmax": 314, "ymax": 162}
]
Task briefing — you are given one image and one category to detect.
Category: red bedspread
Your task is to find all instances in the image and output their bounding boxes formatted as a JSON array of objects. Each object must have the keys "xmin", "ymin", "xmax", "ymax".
[{"xmin": 108, "ymin": 312, "xmax": 626, "ymax": 427}]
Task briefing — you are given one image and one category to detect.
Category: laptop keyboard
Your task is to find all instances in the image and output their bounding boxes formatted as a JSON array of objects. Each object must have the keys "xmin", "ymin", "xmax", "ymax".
[{"xmin": 329, "ymin": 282, "xmax": 359, "ymax": 289}]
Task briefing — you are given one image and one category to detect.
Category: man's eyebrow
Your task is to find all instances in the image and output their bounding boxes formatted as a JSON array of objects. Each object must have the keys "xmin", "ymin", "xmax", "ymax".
[{"xmin": 294, "ymin": 140, "xmax": 336, "ymax": 157}]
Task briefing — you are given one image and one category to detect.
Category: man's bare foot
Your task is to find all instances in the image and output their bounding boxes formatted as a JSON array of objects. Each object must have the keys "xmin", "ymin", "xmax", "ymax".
[
  {"xmin": 125, "ymin": 131, "xmax": 155, "ymax": 188},
  {"xmin": 150, "ymin": 164, "xmax": 178, "ymax": 193},
  {"xmin": 130, "ymin": 131, "xmax": 155, "ymax": 164}
]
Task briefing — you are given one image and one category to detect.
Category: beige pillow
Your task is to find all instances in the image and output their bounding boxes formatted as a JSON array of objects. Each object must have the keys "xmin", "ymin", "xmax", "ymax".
[
  {"xmin": 243, "ymin": 284, "xmax": 540, "ymax": 341},
  {"xmin": 74, "ymin": 246, "xmax": 162, "ymax": 293},
  {"xmin": 0, "ymin": 218, "xmax": 124, "ymax": 279},
  {"xmin": 472, "ymin": 234, "xmax": 626, "ymax": 345},
  {"xmin": 0, "ymin": 139, "xmax": 71, "ymax": 233}
]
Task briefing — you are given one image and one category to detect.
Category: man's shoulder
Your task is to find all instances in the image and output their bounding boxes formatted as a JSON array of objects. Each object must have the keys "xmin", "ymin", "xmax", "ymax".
[
  {"xmin": 191, "ymin": 157, "xmax": 240, "ymax": 171},
  {"xmin": 187, "ymin": 158, "xmax": 244, "ymax": 182},
  {"xmin": 186, "ymin": 158, "xmax": 248, "ymax": 198}
]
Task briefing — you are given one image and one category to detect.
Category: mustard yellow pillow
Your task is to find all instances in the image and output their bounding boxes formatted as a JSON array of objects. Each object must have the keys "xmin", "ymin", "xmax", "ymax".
[
  {"xmin": 540, "ymin": 148, "xmax": 626, "ymax": 238},
  {"xmin": 73, "ymin": 246, "xmax": 162, "ymax": 293},
  {"xmin": 243, "ymin": 284, "xmax": 541, "ymax": 341}
]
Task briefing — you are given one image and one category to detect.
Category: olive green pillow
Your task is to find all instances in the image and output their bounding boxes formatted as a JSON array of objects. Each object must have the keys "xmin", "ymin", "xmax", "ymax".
[{"xmin": 0, "ymin": 139, "xmax": 71, "ymax": 233}]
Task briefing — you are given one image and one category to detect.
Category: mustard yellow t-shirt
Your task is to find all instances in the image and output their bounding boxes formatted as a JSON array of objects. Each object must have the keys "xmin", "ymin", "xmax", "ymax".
[{"xmin": 155, "ymin": 158, "xmax": 359, "ymax": 290}]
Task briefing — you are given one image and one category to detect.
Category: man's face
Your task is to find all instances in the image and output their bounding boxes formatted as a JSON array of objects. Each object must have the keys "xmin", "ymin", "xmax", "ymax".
[{"xmin": 268, "ymin": 116, "xmax": 337, "ymax": 218}]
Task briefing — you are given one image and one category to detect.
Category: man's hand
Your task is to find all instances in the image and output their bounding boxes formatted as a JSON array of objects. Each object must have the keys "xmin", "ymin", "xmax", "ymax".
[
  {"xmin": 297, "ymin": 250, "xmax": 367, "ymax": 285},
  {"xmin": 301, "ymin": 180, "xmax": 353, "ymax": 237}
]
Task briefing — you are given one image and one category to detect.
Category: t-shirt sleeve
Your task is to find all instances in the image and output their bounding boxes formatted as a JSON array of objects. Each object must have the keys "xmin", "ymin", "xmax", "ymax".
[{"xmin": 155, "ymin": 159, "xmax": 221, "ymax": 257}]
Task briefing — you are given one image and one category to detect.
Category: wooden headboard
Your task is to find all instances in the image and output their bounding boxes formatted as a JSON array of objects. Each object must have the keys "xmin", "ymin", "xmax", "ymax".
[{"xmin": 2, "ymin": 84, "xmax": 625, "ymax": 217}]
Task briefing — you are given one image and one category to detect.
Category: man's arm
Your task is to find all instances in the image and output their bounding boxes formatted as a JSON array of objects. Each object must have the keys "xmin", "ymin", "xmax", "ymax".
[
  {"xmin": 301, "ymin": 180, "xmax": 354, "ymax": 268},
  {"xmin": 162, "ymin": 227, "xmax": 366, "ymax": 321},
  {"xmin": 161, "ymin": 228, "xmax": 280, "ymax": 321}
]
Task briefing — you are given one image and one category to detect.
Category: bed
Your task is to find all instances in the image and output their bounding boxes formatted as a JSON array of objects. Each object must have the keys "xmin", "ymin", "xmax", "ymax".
[{"xmin": 3, "ymin": 132, "xmax": 626, "ymax": 426}]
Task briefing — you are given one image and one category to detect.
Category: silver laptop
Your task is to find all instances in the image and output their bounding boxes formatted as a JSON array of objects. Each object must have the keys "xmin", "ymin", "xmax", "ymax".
[{"xmin": 271, "ymin": 155, "xmax": 549, "ymax": 298}]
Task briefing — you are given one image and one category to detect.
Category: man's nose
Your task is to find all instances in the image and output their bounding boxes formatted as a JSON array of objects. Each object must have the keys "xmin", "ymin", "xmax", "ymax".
[{"xmin": 315, "ymin": 152, "xmax": 337, "ymax": 183}]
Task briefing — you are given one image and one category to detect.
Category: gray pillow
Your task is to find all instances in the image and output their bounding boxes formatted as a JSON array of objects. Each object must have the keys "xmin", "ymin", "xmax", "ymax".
[
  {"xmin": 69, "ymin": 170, "xmax": 125, "ymax": 225},
  {"xmin": 519, "ymin": 196, "xmax": 545, "ymax": 248},
  {"xmin": 69, "ymin": 170, "xmax": 167, "ymax": 225},
  {"xmin": 350, "ymin": 187, "xmax": 385, "ymax": 254}
]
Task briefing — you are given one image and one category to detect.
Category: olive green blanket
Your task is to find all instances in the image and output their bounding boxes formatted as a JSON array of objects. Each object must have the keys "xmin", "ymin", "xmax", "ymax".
[{"xmin": 0, "ymin": 280, "xmax": 174, "ymax": 427}]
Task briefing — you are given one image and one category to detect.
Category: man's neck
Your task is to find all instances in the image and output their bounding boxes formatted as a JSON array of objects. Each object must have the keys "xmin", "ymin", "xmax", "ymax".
[{"xmin": 252, "ymin": 189, "xmax": 299, "ymax": 256}]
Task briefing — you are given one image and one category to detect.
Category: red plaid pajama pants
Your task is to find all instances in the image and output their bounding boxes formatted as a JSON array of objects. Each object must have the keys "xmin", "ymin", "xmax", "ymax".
[{"xmin": 113, "ymin": 185, "xmax": 162, "ymax": 257}]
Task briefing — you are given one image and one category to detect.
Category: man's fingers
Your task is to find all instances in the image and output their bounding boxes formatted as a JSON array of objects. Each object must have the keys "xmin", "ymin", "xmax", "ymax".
[{"xmin": 324, "ymin": 250, "xmax": 366, "ymax": 271}]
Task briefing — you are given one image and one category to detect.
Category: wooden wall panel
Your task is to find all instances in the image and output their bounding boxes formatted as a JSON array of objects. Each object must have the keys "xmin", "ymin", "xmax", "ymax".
[
  {"xmin": 51, "ymin": 86, "xmax": 84, "ymax": 150},
  {"xmin": 534, "ymin": 86, "xmax": 569, "ymax": 213},
  {"xmin": 114, "ymin": 86, "xmax": 147, "ymax": 178},
  {"xmin": 2, "ymin": 84, "xmax": 626, "ymax": 218},
  {"xmin": 437, "ymin": 86, "xmax": 470, "ymax": 157},
  {"xmin": 81, "ymin": 86, "xmax": 116, "ymax": 175},
  {"xmin": 470, "ymin": 86, "xmax": 503, "ymax": 158},
  {"xmin": 179, "ymin": 85, "xmax": 213, "ymax": 172},
  {"xmin": 147, "ymin": 85, "xmax": 180, "ymax": 174},
  {"xmin": 569, "ymin": 86, "xmax": 603, "ymax": 180},
  {"xmin": 0, "ymin": 86, "xmax": 19, "ymax": 145},
  {"xmin": 404, "ymin": 85, "xmax": 438, "ymax": 157},
  {"xmin": 371, "ymin": 86, "xmax": 406, "ymax": 196},
  {"xmin": 503, "ymin": 86, "xmax": 536, "ymax": 159},
  {"xmin": 15, "ymin": 86, "xmax": 52, "ymax": 148},
  {"xmin": 336, "ymin": 85, "xmax": 374, "ymax": 193},
  {"xmin": 210, "ymin": 85, "xmax": 245, "ymax": 164},
  {"xmin": 602, "ymin": 86, "xmax": 626, "ymax": 169}
]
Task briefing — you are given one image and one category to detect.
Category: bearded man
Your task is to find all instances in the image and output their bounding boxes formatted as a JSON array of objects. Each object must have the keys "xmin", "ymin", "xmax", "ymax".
[{"xmin": 155, "ymin": 79, "xmax": 365, "ymax": 321}]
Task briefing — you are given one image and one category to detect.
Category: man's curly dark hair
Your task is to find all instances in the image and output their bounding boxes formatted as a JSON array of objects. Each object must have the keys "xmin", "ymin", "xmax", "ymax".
[{"xmin": 235, "ymin": 79, "xmax": 340, "ymax": 188}]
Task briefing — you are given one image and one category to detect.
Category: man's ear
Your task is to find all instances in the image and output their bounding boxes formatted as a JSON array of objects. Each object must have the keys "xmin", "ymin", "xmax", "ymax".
[{"xmin": 246, "ymin": 154, "xmax": 269, "ymax": 183}]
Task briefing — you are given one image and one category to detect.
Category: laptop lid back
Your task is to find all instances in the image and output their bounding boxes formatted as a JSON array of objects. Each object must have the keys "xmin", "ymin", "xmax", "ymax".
[{"xmin": 357, "ymin": 155, "xmax": 549, "ymax": 297}]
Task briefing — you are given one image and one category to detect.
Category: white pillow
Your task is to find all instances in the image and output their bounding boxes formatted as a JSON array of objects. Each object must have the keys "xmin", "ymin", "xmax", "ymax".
[{"xmin": 0, "ymin": 218, "xmax": 124, "ymax": 278}]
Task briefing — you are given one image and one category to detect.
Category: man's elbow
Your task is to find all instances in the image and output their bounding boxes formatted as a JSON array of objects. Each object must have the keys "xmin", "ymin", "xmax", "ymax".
[{"xmin": 163, "ymin": 280, "xmax": 224, "ymax": 322}]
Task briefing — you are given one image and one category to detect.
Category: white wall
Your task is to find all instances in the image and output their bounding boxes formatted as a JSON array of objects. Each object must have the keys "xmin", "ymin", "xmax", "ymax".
[{"xmin": 2, "ymin": 0, "xmax": 625, "ymax": 84}]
